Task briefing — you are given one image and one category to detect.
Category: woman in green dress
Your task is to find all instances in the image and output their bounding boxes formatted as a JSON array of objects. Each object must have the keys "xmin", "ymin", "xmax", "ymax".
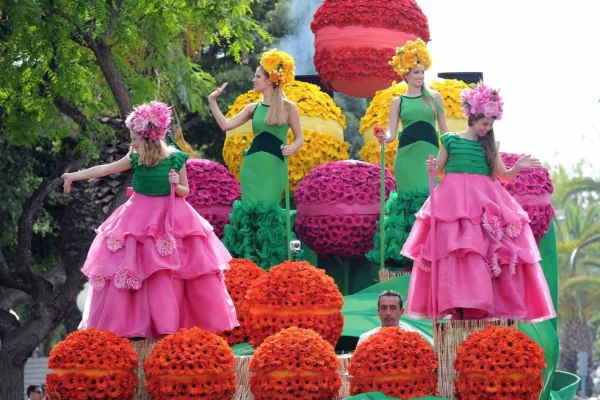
[
  {"xmin": 208, "ymin": 49, "xmax": 304, "ymax": 269},
  {"xmin": 367, "ymin": 39, "xmax": 449, "ymax": 267}
]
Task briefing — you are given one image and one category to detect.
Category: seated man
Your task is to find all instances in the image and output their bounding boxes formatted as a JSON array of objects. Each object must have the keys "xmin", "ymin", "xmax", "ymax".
[{"xmin": 357, "ymin": 289, "xmax": 418, "ymax": 345}]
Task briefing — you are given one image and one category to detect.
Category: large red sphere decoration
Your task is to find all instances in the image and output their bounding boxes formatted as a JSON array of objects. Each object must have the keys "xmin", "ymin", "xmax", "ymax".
[{"xmin": 311, "ymin": 0, "xmax": 430, "ymax": 98}]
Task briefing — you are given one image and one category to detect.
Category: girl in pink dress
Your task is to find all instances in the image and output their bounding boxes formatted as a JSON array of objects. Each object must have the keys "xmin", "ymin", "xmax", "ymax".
[
  {"xmin": 62, "ymin": 101, "xmax": 238, "ymax": 338},
  {"xmin": 401, "ymin": 84, "xmax": 556, "ymax": 322}
]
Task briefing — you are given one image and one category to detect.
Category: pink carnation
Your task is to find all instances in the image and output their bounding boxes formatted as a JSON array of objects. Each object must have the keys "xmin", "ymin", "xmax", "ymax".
[
  {"xmin": 156, "ymin": 233, "xmax": 177, "ymax": 257},
  {"xmin": 105, "ymin": 232, "xmax": 125, "ymax": 253},
  {"xmin": 125, "ymin": 101, "xmax": 172, "ymax": 141},
  {"xmin": 113, "ymin": 268, "xmax": 143, "ymax": 291}
]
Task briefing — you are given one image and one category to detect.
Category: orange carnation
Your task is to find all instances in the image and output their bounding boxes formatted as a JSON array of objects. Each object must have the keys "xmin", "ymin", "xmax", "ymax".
[
  {"xmin": 46, "ymin": 328, "xmax": 138, "ymax": 400},
  {"xmin": 144, "ymin": 327, "xmax": 236, "ymax": 400},
  {"xmin": 244, "ymin": 260, "xmax": 344, "ymax": 347},
  {"xmin": 218, "ymin": 258, "xmax": 268, "ymax": 346},
  {"xmin": 250, "ymin": 326, "xmax": 341, "ymax": 400},
  {"xmin": 348, "ymin": 327, "xmax": 438, "ymax": 399},
  {"xmin": 454, "ymin": 326, "xmax": 546, "ymax": 400}
]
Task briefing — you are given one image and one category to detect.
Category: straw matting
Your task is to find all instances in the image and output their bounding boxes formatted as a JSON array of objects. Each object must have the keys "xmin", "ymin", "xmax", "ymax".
[
  {"xmin": 378, "ymin": 268, "xmax": 411, "ymax": 282},
  {"xmin": 131, "ymin": 339, "xmax": 353, "ymax": 400},
  {"xmin": 433, "ymin": 319, "xmax": 520, "ymax": 399}
]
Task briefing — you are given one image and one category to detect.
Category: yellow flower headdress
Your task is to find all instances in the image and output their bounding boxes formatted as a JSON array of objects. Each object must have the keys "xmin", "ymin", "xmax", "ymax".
[
  {"xmin": 260, "ymin": 48, "xmax": 295, "ymax": 87},
  {"xmin": 389, "ymin": 38, "xmax": 432, "ymax": 77}
]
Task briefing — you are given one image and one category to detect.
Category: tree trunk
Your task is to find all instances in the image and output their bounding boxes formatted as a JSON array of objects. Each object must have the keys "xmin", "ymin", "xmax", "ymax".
[
  {"xmin": 90, "ymin": 42, "xmax": 133, "ymax": 130},
  {"xmin": 558, "ymin": 318, "xmax": 594, "ymax": 396},
  {"xmin": 0, "ymin": 358, "xmax": 25, "ymax": 400}
]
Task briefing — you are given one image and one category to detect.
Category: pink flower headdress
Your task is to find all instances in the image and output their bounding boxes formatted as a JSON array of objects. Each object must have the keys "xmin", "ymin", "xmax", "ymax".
[
  {"xmin": 125, "ymin": 101, "xmax": 172, "ymax": 141},
  {"xmin": 460, "ymin": 82, "xmax": 503, "ymax": 120}
]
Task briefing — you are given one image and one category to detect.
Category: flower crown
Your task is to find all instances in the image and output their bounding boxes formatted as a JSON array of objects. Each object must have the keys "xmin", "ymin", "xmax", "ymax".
[
  {"xmin": 460, "ymin": 82, "xmax": 504, "ymax": 120},
  {"xmin": 389, "ymin": 38, "xmax": 432, "ymax": 76},
  {"xmin": 125, "ymin": 101, "xmax": 172, "ymax": 141},
  {"xmin": 260, "ymin": 49, "xmax": 295, "ymax": 87}
]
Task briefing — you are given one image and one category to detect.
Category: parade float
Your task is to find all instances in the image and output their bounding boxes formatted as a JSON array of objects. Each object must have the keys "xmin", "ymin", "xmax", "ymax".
[{"xmin": 47, "ymin": 0, "xmax": 577, "ymax": 398}]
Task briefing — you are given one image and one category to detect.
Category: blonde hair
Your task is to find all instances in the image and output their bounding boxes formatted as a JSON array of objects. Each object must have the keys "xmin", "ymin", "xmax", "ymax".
[
  {"xmin": 421, "ymin": 85, "xmax": 438, "ymax": 119},
  {"xmin": 258, "ymin": 66, "xmax": 289, "ymax": 126},
  {"xmin": 133, "ymin": 138, "xmax": 176, "ymax": 167}
]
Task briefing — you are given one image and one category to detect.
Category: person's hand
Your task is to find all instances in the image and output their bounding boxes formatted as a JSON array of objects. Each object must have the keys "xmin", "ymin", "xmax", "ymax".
[
  {"xmin": 375, "ymin": 130, "xmax": 389, "ymax": 143},
  {"xmin": 425, "ymin": 158, "xmax": 437, "ymax": 172},
  {"xmin": 281, "ymin": 144, "xmax": 294, "ymax": 157},
  {"xmin": 208, "ymin": 82, "xmax": 228, "ymax": 100},
  {"xmin": 61, "ymin": 173, "xmax": 73, "ymax": 193},
  {"xmin": 515, "ymin": 154, "xmax": 542, "ymax": 169},
  {"xmin": 168, "ymin": 169, "xmax": 180, "ymax": 185}
]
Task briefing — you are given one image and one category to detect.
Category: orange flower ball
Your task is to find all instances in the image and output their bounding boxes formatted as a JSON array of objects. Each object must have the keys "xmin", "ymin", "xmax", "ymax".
[
  {"xmin": 454, "ymin": 326, "xmax": 546, "ymax": 400},
  {"xmin": 244, "ymin": 260, "xmax": 344, "ymax": 347},
  {"xmin": 144, "ymin": 327, "xmax": 236, "ymax": 400},
  {"xmin": 218, "ymin": 258, "xmax": 268, "ymax": 346},
  {"xmin": 250, "ymin": 326, "xmax": 342, "ymax": 400},
  {"xmin": 46, "ymin": 328, "xmax": 138, "ymax": 400},
  {"xmin": 348, "ymin": 327, "xmax": 438, "ymax": 399}
]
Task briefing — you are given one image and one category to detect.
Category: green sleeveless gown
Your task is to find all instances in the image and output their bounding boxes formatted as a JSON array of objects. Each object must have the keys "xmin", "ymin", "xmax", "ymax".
[
  {"xmin": 367, "ymin": 95, "xmax": 443, "ymax": 266},
  {"xmin": 223, "ymin": 102, "xmax": 301, "ymax": 269}
]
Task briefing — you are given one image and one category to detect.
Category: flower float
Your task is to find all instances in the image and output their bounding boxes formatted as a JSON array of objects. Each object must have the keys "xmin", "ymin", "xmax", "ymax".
[
  {"xmin": 500, "ymin": 152, "xmax": 555, "ymax": 242},
  {"xmin": 249, "ymin": 327, "xmax": 342, "ymax": 400},
  {"xmin": 46, "ymin": 328, "xmax": 138, "ymax": 400},
  {"xmin": 295, "ymin": 160, "xmax": 395, "ymax": 258},
  {"xmin": 218, "ymin": 258, "xmax": 268, "ymax": 346},
  {"xmin": 245, "ymin": 261, "xmax": 344, "ymax": 347},
  {"xmin": 454, "ymin": 326, "xmax": 546, "ymax": 400},
  {"xmin": 348, "ymin": 327, "xmax": 438, "ymax": 399},
  {"xmin": 311, "ymin": 0, "xmax": 430, "ymax": 98},
  {"xmin": 223, "ymin": 80, "xmax": 348, "ymax": 191},
  {"xmin": 359, "ymin": 80, "xmax": 470, "ymax": 168},
  {"xmin": 185, "ymin": 159, "xmax": 241, "ymax": 238},
  {"xmin": 144, "ymin": 327, "xmax": 236, "ymax": 400}
]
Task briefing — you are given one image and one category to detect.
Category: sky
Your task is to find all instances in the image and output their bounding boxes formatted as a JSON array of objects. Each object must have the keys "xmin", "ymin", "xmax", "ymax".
[{"xmin": 277, "ymin": 0, "xmax": 600, "ymax": 177}]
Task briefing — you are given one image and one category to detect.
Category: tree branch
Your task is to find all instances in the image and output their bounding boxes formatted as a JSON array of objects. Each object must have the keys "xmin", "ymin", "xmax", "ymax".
[
  {"xmin": 0, "ymin": 309, "xmax": 20, "ymax": 340},
  {"xmin": 50, "ymin": 6, "xmax": 93, "ymax": 48},
  {"xmin": 16, "ymin": 97, "xmax": 91, "ymax": 273},
  {"xmin": 0, "ymin": 261, "xmax": 65, "ymax": 311},
  {"xmin": 104, "ymin": 0, "xmax": 125, "ymax": 41}
]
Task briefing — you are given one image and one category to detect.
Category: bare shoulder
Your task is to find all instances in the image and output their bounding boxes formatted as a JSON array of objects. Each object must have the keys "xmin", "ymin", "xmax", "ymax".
[
  {"xmin": 285, "ymin": 100, "xmax": 299, "ymax": 113},
  {"xmin": 390, "ymin": 96, "xmax": 401, "ymax": 106},
  {"xmin": 429, "ymin": 89, "xmax": 442, "ymax": 99}
]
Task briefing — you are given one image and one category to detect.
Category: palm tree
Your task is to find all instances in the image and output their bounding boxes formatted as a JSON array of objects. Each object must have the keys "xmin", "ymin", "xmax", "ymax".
[{"xmin": 552, "ymin": 165, "xmax": 600, "ymax": 395}]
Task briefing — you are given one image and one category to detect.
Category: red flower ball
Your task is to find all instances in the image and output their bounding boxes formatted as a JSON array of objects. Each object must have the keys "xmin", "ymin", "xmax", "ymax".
[{"xmin": 311, "ymin": 0, "xmax": 430, "ymax": 98}]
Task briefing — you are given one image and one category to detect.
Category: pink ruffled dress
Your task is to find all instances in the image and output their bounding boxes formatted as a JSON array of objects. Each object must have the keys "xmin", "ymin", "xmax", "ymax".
[
  {"xmin": 401, "ymin": 133, "xmax": 556, "ymax": 322},
  {"xmin": 79, "ymin": 150, "xmax": 238, "ymax": 338}
]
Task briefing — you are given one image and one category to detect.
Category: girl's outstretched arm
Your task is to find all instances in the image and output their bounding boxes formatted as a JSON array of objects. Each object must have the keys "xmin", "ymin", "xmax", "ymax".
[
  {"xmin": 495, "ymin": 152, "xmax": 542, "ymax": 183},
  {"xmin": 208, "ymin": 82, "xmax": 256, "ymax": 132},
  {"xmin": 61, "ymin": 155, "xmax": 132, "ymax": 193}
]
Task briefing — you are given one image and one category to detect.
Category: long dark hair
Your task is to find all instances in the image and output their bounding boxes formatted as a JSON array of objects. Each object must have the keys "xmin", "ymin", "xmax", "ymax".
[{"xmin": 468, "ymin": 114, "xmax": 498, "ymax": 176}]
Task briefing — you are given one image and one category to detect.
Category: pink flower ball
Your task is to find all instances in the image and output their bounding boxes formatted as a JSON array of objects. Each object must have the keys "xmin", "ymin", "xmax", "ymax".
[
  {"xmin": 295, "ymin": 160, "xmax": 395, "ymax": 258},
  {"xmin": 186, "ymin": 159, "xmax": 241, "ymax": 238}
]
